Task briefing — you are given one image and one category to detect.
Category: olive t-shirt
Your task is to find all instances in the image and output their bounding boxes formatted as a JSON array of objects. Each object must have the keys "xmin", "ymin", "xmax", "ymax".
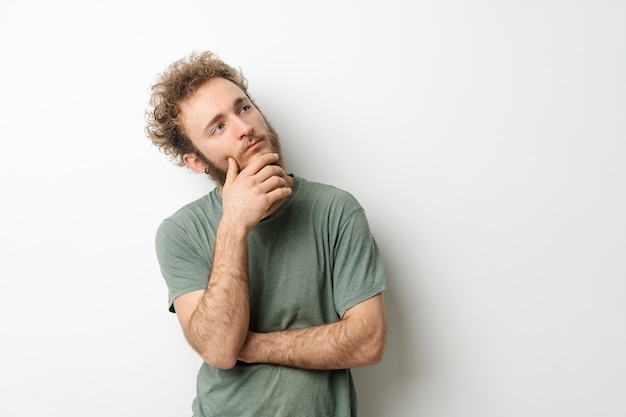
[{"xmin": 155, "ymin": 175, "xmax": 387, "ymax": 417}]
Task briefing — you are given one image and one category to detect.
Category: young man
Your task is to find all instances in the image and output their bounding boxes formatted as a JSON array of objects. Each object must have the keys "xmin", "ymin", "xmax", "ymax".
[{"xmin": 145, "ymin": 51, "xmax": 388, "ymax": 417}]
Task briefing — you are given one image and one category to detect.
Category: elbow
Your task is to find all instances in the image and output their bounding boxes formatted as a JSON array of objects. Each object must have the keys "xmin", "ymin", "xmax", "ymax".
[
  {"xmin": 368, "ymin": 345, "xmax": 385, "ymax": 366},
  {"xmin": 364, "ymin": 335, "xmax": 386, "ymax": 366},
  {"xmin": 186, "ymin": 330, "xmax": 247, "ymax": 370},
  {"xmin": 199, "ymin": 350, "xmax": 239, "ymax": 370},
  {"xmin": 349, "ymin": 327, "xmax": 386, "ymax": 367},
  {"xmin": 210, "ymin": 358, "xmax": 239, "ymax": 370},
  {"xmin": 194, "ymin": 339, "xmax": 242, "ymax": 370},
  {"xmin": 363, "ymin": 323, "xmax": 387, "ymax": 366}
]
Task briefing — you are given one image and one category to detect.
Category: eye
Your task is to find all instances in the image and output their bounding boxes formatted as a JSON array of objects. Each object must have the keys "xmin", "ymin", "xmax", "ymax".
[
  {"xmin": 240, "ymin": 105, "xmax": 251, "ymax": 114},
  {"xmin": 213, "ymin": 123, "xmax": 225, "ymax": 135}
]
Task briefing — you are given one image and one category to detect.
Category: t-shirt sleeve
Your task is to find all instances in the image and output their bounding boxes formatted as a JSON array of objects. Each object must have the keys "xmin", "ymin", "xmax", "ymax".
[
  {"xmin": 332, "ymin": 206, "xmax": 388, "ymax": 317},
  {"xmin": 155, "ymin": 218, "xmax": 212, "ymax": 312}
]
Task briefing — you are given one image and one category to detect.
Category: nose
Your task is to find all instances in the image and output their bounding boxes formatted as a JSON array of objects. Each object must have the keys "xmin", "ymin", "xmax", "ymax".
[{"xmin": 234, "ymin": 116, "xmax": 253, "ymax": 139}]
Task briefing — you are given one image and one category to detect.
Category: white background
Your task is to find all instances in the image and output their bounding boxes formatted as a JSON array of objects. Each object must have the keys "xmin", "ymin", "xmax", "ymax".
[{"xmin": 1, "ymin": 1, "xmax": 625, "ymax": 416}]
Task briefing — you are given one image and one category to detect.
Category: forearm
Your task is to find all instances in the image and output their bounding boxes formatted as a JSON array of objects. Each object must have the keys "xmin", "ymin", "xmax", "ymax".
[
  {"xmin": 238, "ymin": 296, "xmax": 387, "ymax": 370},
  {"xmin": 175, "ymin": 154, "xmax": 293, "ymax": 369},
  {"xmin": 186, "ymin": 220, "xmax": 250, "ymax": 369}
]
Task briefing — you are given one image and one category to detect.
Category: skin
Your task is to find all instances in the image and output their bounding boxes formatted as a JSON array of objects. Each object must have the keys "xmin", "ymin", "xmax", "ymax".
[{"xmin": 173, "ymin": 77, "xmax": 387, "ymax": 370}]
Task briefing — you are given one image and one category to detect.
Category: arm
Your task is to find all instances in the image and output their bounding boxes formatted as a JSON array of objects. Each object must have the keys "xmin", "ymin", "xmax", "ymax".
[
  {"xmin": 238, "ymin": 293, "xmax": 387, "ymax": 370},
  {"xmin": 172, "ymin": 221, "xmax": 249, "ymax": 370},
  {"xmin": 173, "ymin": 153, "xmax": 292, "ymax": 369}
]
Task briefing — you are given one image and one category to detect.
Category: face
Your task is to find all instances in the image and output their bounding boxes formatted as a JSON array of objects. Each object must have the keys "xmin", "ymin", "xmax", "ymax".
[{"xmin": 179, "ymin": 77, "xmax": 282, "ymax": 186}]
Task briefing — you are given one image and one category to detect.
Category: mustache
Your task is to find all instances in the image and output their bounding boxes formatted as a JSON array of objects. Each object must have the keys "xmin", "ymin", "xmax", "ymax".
[{"xmin": 237, "ymin": 134, "xmax": 271, "ymax": 158}]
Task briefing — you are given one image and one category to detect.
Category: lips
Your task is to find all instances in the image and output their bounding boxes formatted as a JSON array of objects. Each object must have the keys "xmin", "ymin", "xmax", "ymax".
[{"xmin": 246, "ymin": 138, "xmax": 263, "ymax": 152}]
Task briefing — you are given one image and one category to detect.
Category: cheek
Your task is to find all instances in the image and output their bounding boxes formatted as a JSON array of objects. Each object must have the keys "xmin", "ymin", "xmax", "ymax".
[
  {"xmin": 195, "ymin": 142, "xmax": 226, "ymax": 171},
  {"xmin": 251, "ymin": 112, "xmax": 269, "ymax": 129},
  {"xmin": 211, "ymin": 144, "xmax": 243, "ymax": 171}
]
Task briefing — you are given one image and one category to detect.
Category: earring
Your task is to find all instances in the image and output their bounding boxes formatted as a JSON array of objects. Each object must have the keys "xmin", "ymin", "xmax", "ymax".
[{"xmin": 204, "ymin": 168, "xmax": 210, "ymax": 175}]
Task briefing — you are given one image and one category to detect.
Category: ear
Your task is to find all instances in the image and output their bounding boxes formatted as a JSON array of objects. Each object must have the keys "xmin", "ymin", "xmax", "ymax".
[{"xmin": 183, "ymin": 153, "xmax": 207, "ymax": 174}]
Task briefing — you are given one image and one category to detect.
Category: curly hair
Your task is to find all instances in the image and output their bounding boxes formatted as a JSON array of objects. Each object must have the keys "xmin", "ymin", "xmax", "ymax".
[{"xmin": 145, "ymin": 51, "xmax": 249, "ymax": 166}]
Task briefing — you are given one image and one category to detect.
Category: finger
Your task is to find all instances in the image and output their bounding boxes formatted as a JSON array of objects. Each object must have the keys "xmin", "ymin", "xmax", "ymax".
[
  {"xmin": 224, "ymin": 157, "xmax": 239, "ymax": 187},
  {"xmin": 260, "ymin": 174, "xmax": 289, "ymax": 193},
  {"xmin": 264, "ymin": 186, "xmax": 293, "ymax": 208},
  {"xmin": 254, "ymin": 163, "xmax": 284, "ymax": 181},
  {"xmin": 242, "ymin": 152, "xmax": 280, "ymax": 175}
]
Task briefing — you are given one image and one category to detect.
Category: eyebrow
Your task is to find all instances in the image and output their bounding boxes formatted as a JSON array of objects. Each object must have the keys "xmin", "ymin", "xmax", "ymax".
[{"xmin": 203, "ymin": 96, "xmax": 248, "ymax": 134}]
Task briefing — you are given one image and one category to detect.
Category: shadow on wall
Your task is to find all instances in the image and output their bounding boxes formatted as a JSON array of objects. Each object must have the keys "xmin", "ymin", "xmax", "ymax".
[{"xmin": 352, "ymin": 258, "xmax": 421, "ymax": 417}]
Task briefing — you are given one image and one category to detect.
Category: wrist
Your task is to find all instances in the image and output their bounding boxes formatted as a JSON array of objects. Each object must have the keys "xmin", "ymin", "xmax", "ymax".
[
  {"xmin": 218, "ymin": 215, "xmax": 251, "ymax": 239},
  {"xmin": 239, "ymin": 331, "xmax": 261, "ymax": 364}
]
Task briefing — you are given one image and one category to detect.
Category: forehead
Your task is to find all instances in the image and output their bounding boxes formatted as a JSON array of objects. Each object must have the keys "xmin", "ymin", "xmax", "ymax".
[
  {"xmin": 184, "ymin": 77, "xmax": 245, "ymax": 111},
  {"xmin": 179, "ymin": 77, "xmax": 247, "ymax": 133}
]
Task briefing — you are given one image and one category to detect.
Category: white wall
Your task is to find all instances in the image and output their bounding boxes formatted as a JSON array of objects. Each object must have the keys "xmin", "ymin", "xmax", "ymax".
[{"xmin": 1, "ymin": 0, "xmax": 625, "ymax": 416}]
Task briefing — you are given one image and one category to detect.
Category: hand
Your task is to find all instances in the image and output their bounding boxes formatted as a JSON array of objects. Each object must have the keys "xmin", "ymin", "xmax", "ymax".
[{"xmin": 221, "ymin": 152, "xmax": 291, "ymax": 232}]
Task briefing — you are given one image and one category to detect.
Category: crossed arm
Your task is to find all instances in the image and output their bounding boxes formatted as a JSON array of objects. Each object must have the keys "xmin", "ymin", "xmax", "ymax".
[
  {"xmin": 238, "ymin": 293, "xmax": 386, "ymax": 370},
  {"xmin": 172, "ymin": 153, "xmax": 387, "ymax": 370},
  {"xmin": 174, "ymin": 279, "xmax": 386, "ymax": 370},
  {"xmin": 172, "ymin": 214, "xmax": 387, "ymax": 371}
]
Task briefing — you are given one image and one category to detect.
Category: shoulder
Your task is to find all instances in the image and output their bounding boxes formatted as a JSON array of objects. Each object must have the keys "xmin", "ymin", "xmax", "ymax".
[
  {"xmin": 292, "ymin": 175, "xmax": 364, "ymax": 221},
  {"xmin": 156, "ymin": 189, "xmax": 221, "ymax": 239},
  {"xmin": 294, "ymin": 176, "xmax": 361, "ymax": 207}
]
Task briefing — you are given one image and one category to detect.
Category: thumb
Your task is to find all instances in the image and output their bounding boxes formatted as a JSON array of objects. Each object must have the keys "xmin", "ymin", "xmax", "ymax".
[{"xmin": 225, "ymin": 157, "xmax": 239, "ymax": 186}]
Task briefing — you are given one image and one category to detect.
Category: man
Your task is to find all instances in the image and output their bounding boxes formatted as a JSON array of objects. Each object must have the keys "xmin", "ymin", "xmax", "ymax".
[{"xmin": 145, "ymin": 51, "xmax": 388, "ymax": 417}]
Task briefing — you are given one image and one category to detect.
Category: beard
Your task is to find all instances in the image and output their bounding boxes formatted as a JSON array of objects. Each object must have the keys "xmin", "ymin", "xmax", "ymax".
[{"xmin": 195, "ymin": 119, "xmax": 284, "ymax": 187}]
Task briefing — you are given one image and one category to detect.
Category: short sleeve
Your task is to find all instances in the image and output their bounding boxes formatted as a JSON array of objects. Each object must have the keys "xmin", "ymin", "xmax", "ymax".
[
  {"xmin": 155, "ymin": 219, "xmax": 212, "ymax": 312},
  {"xmin": 332, "ymin": 208, "xmax": 387, "ymax": 317}
]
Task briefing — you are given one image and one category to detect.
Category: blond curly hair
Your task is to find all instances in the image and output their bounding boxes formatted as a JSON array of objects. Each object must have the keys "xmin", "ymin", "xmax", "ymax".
[{"xmin": 145, "ymin": 51, "xmax": 249, "ymax": 166}]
